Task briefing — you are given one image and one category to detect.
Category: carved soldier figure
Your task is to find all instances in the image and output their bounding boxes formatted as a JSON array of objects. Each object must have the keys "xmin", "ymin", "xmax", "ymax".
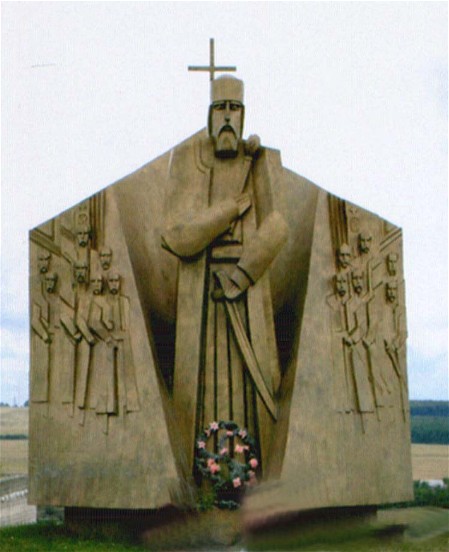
[
  {"xmin": 106, "ymin": 272, "xmax": 140, "ymax": 414},
  {"xmin": 73, "ymin": 261, "xmax": 95, "ymax": 419},
  {"xmin": 383, "ymin": 279, "xmax": 408, "ymax": 419},
  {"xmin": 344, "ymin": 269, "xmax": 376, "ymax": 424},
  {"xmin": 31, "ymin": 272, "xmax": 58, "ymax": 402},
  {"xmin": 58, "ymin": 296, "xmax": 82, "ymax": 408},
  {"xmin": 326, "ymin": 273, "xmax": 354, "ymax": 413},
  {"xmin": 162, "ymin": 75, "xmax": 287, "ymax": 474},
  {"xmin": 359, "ymin": 269, "xmax": 392, "ymax": 410},
  {"xmin": 78, "ymin": 273, "xmax": 115, "ymax": 432}
]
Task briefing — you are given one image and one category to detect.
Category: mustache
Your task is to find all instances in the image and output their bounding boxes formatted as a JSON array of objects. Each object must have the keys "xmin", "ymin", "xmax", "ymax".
[{"xmin": 218, "ymin": 124, "xmax": 237, "ymax": 136}]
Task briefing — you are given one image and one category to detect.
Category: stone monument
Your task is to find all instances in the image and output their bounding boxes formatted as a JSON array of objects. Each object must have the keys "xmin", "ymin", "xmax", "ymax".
[{"xmin": 29, "ymin": 40, "xmax": 412, "ymax": 525}]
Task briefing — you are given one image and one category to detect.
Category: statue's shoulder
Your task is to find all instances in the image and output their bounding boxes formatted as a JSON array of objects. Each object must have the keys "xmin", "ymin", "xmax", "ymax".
[{"xmin": 169, "ymin": 129, "xmax": 213, "ymax": 174}]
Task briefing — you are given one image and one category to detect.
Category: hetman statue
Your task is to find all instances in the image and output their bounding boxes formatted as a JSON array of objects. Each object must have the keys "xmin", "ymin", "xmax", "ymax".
[{"xmin": 29, "ymin": 71, "xmax": 412, "ymax": 517}]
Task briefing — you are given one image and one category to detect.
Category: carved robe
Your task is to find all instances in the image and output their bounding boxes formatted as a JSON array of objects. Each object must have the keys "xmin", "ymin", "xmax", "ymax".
[
  {"xmin": 326, "ymin": 291, "xmax": 354, "ymax": 412},
  {"xmin": 108, "ymin": 292, "xmax": 140, "ymax": 414},
  {"xmin": 30, "ymin": 285, "xmax": 52, "ymax": 403},
  {"xmin": 162, "ymin": 137, "xmax": 287, "ymax": 476},
  {"xmin": 383, "ymin": 288, "xmax": 408, "ymax": 419},
  {"xmin": 345, "ymin": 292, "xmax": 376, "ymax": 413}
]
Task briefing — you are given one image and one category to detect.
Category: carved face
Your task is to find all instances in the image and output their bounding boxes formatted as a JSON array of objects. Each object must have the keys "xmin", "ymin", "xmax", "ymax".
[
  {"xmin": 358, "ymin": 232, "xmax": 372, "ymax": 255},
  {"xmin": 334, "ymin": 274, "xmax": 347, "ymax": 297},
  {"xmin": 351, "ymin": 270, "xmax": 364, "ymax": 295},
  {"xmin": 44, "ymin": 272, "xmax": 58, "ymax": 293},
  {"xmin": 90, "ymin": 274, "xmax": 103, "ymax": 295},
  {"xmin": 99, "ymin": 247, "xmax": 112, "ymax": 270},
  {"xmin": 38, "ymin": 252, "xmax": 51, "ymax": 274},
  {"xmin": 387, "ymin": 253, "xmax": 398, "ymax": 276},
  {"xmin": 386, "ymin": 281, "xmax": 398, "ymax": 303},
  {"xmin": 108, "ymin": 273, "xmax": 121, "ymax": 295},
  {"xmin": 210, "ymin": 100, "xmax": 243, "ymax": 158},
  {"xmin": 74, "ymin": 262, "xmax": 88, "ymax": 284},
  {"xmin": 76, "ymin": 226, "xmax": 90, "ymax": 248},
  {"xmin": 337, "ymin": 244, "xmax": 352, "ymax": 269}
]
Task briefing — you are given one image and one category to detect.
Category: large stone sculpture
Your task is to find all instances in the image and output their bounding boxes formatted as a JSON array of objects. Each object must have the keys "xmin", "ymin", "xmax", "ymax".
[{"xmin": 29, "ymin": 44, "xmax": 412, "ymax": 516}]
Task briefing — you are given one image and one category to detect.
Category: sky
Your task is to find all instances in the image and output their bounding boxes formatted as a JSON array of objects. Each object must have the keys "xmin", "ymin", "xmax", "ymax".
[{"xmin": 1, "ymin": 2, "xmax": 447, "ymax": 405}]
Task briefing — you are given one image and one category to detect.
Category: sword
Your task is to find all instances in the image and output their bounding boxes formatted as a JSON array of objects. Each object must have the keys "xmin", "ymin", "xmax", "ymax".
[{"xmin": 213, "ymin": 270, "xmax": 277, "ymax": 420}]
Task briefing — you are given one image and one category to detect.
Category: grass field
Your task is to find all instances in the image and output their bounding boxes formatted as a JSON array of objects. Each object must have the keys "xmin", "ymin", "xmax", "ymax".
[
  {"xmin": 0, "ymin": 507, "xmax": 447, "ymax": 551},
  {"xmin": 0, "ymin": 408, "xmax": 29, "ymax": 476},
  {"xmin": 411, "ymin": 444, "xmax": 449, "ymax": 480},
  {"xmin": 0, "ymin": 407, "xmax": 28, "ymax": 436},
  {"xmin": 0, "ymin": 440, "xmax": 28, "ymax": 476}
]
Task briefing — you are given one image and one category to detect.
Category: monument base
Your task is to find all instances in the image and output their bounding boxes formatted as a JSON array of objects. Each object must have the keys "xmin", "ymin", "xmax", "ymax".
[
  {"xmin": 65, "ymin": 506, "xmax": 243, "ymax": 549},
  {"xmin": 63, "ymin": 504, "xmax": 396, "ymax": 550}
]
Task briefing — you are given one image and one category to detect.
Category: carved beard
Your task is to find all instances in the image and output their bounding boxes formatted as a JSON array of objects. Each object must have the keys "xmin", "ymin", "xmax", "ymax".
[{"xmin": 215, "ymin": 125, "xmax": 239, "ymax": 158}]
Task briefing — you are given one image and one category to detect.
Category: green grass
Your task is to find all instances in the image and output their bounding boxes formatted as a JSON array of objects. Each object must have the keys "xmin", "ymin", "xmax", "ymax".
[
  {"xmin": 0, "ymin": 522, "xmax": 143, "ymax": 551},
  {"xmin": 0, "ymin": 508, "xmax": 448, "ymax": 552},
  {"xmin": 246, "ymin": 507, "xmax": 449, "ymax": 551}
]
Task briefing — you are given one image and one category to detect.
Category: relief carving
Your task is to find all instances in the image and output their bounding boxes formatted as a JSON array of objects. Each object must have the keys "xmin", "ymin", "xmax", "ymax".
[
  {"xmin": 29, "ymin": 49, "xmax": 412, "ymax": 512},
  {"xmin": 30, "ymin": 271, "xmax": 58, "ymax": 404},
  {"xmin": 383, "ymin": 279, "xmax": 408, "ymax": 420},
  {"xmin": 327, "ymin": 273, "xmax": 354, "ymax": 413}
]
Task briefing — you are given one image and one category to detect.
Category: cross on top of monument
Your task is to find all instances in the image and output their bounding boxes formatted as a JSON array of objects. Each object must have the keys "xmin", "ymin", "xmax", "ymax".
[{"xmin": 188, "ymin": 38, "xmax": 237, "ymax": 81}]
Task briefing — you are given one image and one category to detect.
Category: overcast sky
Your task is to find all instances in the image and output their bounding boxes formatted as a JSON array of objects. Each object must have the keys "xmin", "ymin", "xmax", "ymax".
[{"xmin": 1, "ymin": 2, "xmax": 447, "ymax": 405}]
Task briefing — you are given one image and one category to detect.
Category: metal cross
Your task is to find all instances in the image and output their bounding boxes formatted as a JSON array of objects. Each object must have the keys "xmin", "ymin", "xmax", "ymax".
[{"xmin": 188, "ymin": 38, "xmax": 236, "ymax": 81}]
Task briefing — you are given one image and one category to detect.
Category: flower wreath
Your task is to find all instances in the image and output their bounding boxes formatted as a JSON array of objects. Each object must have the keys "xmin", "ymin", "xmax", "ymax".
[{"xmin": 195, "ymin": 420, "xmax": 259, "ymax": 509}]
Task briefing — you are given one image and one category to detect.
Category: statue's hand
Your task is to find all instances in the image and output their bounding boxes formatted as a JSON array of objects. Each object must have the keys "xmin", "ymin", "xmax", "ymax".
[
  {"xmin": 213, "ymin": 268, "xmax": 251, "ymax": 301},
  {"xmin": 245, "ymin": 134, "xmax": 261, "ymax": 157},
  {"xmin": 227, "ymin": 266, "xmax": 252, "ymax": 299},
  {"xmin": 236, "ymin": 193, "xmax": 251, "ymax": 218}
]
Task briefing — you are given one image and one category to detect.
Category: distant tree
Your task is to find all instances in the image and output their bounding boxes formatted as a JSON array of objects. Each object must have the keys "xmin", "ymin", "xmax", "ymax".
[
  {"xmin": 0, "ymin": 402, "xmax": 10, "ymax": 407},
  {"xmin": 410, "ymin": 400, "xmax": 449, "ymax": 417},
  {"xmin": 411, "ymin": 415, "xmax": 449, "ymax": 444},
  {"xmin": 23, "ymin": 400, "xmax": 29, "ymax": 407}
]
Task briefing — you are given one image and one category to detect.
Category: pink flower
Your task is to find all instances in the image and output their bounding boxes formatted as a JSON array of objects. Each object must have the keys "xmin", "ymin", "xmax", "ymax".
[
  {"xmin": 238, "ymin": 429, "xmax": 247, "ymax": 439},
  {"xmin": 233, "ymin": 477, "xmax": 242, "ymax": 488},
  {"xmin": 219, "ymin": 447, "xmax": 228, "ymax": 455},
  {"xmin": 249, "ymin": 458, "xmax": 258, "ymax": 469},
  {"xmin": 226, "ymin": 430, "xmax": 234, "ymax": 437},
  {"xmin": 210, "ymin": 421, "xmax": 219, "ymax": 431},
  {"xmin": 207, "ymin": 458, "xmax": 215, "ymax": 467},
  {"xmin": 209, "ymin": 462, "xmax": 220, "ymax": 474},
  {"xmin": 197, "ymin": 440, "xmax": 206, "ymax": 449},
  {"xmin": 243, "ymin": 445, "xmax": 249, "ymax": 451},
  {"xmin": 235, "ymin": 444, "xmax": 245, "ymax": 454}
]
